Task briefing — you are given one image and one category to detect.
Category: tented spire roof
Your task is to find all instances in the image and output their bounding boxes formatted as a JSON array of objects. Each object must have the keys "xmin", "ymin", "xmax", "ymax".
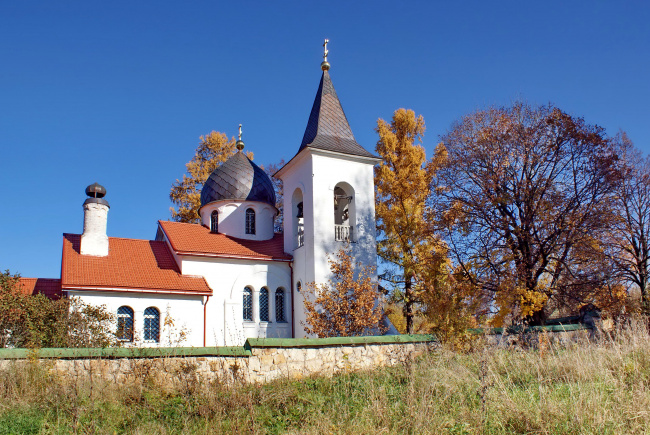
[{"xmin": 298, "ymin": 70, "xmax": 376, "ymax": 158}]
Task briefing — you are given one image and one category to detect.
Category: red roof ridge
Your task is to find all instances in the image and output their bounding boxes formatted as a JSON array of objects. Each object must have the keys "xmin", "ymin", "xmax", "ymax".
[{"xmin": 63, "ymin": 232, "xmax": 162, "ymax": 243}]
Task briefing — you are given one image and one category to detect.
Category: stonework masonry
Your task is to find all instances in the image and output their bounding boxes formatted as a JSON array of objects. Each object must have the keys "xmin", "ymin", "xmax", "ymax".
[
  {"xmin": 0, "ymin": 336, "xmax": 438, "ymax": 385},
  {"xmin": 0, "ymin": 326, "xmax": 593, "ymax": 385}
]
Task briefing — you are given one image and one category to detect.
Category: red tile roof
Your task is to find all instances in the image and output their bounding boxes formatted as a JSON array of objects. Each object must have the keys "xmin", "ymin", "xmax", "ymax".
[
  {"xmin": 158, "ymin": 220, "xmax": 292, "ymax": 261},
  {"xmin": 18, "ymin": 278, "xmax": 63, "ymax": 299},
  {"xmin": 61, "ymin": 234, "xmax": 211, "ymax": 295}
]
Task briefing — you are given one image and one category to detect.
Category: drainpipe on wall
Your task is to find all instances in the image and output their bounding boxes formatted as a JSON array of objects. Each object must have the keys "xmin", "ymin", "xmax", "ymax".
[
  {"xmin": 203, "ymin": 295, "xmax": 210, "ymax": 347},
  {"xmin": 289, "ymin": 263, "xmax": 295, "ymax": 338}
]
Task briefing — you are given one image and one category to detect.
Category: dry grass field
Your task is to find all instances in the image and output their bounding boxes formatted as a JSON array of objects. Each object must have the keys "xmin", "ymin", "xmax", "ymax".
[{"xmin": 1, "ymin": 321, "xmax": 649, "ymax": 434}]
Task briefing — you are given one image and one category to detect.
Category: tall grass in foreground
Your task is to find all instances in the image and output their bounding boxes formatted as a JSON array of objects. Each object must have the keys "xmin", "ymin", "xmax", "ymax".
[{"xmin": 1, "ymin": 321, "xmax": 649, "ymax": 434}]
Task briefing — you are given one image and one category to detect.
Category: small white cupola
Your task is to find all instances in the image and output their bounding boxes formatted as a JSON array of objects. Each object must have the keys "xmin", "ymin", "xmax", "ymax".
[
  {"xmin": 80, "ymin": 182, "xmax": 110, "ymax": 256},
  {"xmin": 198, "ymin": 125, "xmax": 278, "ymax": 241}
]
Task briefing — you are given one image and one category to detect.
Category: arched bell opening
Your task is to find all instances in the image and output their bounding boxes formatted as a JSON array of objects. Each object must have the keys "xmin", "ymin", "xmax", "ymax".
[
  {"xmin": 292, "ymin": 188, "xmax": 304, "ymax": 249},
  {"xmin": 334, "ymin": 182, "xmax": 355, "ymax": 242}
]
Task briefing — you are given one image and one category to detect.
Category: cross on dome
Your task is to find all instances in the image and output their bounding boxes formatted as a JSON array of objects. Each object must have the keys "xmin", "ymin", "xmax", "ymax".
[
  {"xmin": 321, "ymin": 38, "xmax": 330, "ymax": 71},
  {"xmin": 236, "ymin": 123, "xmax": 245, "ymax": 150}
]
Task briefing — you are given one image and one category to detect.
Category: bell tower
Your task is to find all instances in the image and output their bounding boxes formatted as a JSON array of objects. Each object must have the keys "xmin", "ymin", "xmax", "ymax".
[{"xmin": 275, "ymin": 41, "xmax": 381, "ymax": 337}]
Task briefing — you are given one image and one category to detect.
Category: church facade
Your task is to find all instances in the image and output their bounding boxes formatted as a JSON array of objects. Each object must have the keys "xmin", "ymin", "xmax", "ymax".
[{"xmin": 21, "ymin": 53, "xmax": 386, "ymax": 347}]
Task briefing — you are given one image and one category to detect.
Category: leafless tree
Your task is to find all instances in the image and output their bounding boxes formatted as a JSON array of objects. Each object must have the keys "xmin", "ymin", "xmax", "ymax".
[{"xmin": 437, "ymin": 102, "xmax": 624, "ymax": 324}]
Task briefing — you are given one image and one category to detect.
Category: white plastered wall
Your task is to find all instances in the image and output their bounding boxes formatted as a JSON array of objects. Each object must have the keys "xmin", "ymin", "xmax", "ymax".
[
  {"xmin": 279, "ymin": 149, "xmax": 379, "ymax": 338},
  {"xmin": 199, "ymin": 200, "xmax": 277, "ymax": 241},
  {"xmin": 67, "ymin": 290, "xmax": 205, "ymax": 347},
  {"xmin": 178, "ymin": 256, "xmax": 292, "ymax": 346}
]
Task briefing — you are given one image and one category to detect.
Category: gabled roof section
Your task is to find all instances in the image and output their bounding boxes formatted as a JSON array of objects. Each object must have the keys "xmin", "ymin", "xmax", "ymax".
[
  {"xmin": 159, "ymin": 220, "xmax": 292, "ymax": 262},
  {"xmin": 61, "ymin": 234, "xmax": 211, "ymax": 295},
  {"xmin": 18, "ymin": 278, "xmax": 62, "ymax": 299},
  {"xmin": 298, "ymin": 70, "xmax": 376, "ymax": 159}
]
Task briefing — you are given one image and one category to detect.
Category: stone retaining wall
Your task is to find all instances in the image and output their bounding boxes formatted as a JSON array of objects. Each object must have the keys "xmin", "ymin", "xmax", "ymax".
[
  {"xmin": 470, "ymin": 323, "xmax": 595, "ymax": 348},
  {"xmin": 0, "ymin": 336, "xmax": 438, "ymax": 385},
  {"xmin": 0, "ymin": 326, "xmax": 592, "ymax": 385},
  {"xmin": 247, "ymin": 340, "xmax": 435, "ymax": 382}
]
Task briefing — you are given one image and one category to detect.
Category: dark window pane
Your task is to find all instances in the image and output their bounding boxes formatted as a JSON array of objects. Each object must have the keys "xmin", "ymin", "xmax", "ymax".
[
  {"xmin": 117, "ymin": 306, "xmax": 134, "ymax": 342},
  {"xmin": 143, "ymin": 307, "xmax": 160, "ymax": 342},
  {"xmin": 245, "ymin": 208, "xmax": 256, "ymax": 235},
  {"xmin": 260, "ymin": 288, "xmax": 269, "ymax": 322},
  {"xmin": 275, "ymin": 288, "xmax": 285, "ymax": 322},
  {"xmin": 243, "ymin": 288, "xmax": 253, "ymax": 321},
  {"xmin": 211, "ymin": 211, "xmax": 219, "ymax": 233}
]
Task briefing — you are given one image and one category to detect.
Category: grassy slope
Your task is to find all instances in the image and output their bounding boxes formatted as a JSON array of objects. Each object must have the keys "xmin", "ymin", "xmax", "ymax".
[{"xmin": 1, "ymin": 324, "xmax": 649, "ymax": 434}]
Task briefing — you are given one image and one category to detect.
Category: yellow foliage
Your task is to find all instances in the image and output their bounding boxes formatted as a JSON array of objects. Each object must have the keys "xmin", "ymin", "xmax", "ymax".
[
  {"xmin": 302, "ymin": 247, "xmax": 385, "ymax": 337},
  {"xmin": 169, "ymin": 131, "xmax": 253, "ymax": 223},
  {"xmin": 517, "ymin": 288, "xmax": 549, "ymax": 319},
  {"xmin": 375, "ymin": 109, "xmax": 451, "ymax": 333}
]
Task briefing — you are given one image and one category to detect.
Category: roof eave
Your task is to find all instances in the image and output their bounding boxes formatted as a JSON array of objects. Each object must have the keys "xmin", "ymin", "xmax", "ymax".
[
  {"xmin": 308, "ymin": 147, "xmax": 382, "ymax": 164},
  {"xmin": 275, "ymin": 147, "xmax": 381, "ymax": 179},
  {"xmin": 175, "ymin": 251, "xmax": 293, "ymax": 263},
  {"xmin": 63, "ymin": 285, "xmax": 213, "ymax": 296},
  {"xmin": 273, "ymin": 147, "xmax": 312, "ymax": 179}
]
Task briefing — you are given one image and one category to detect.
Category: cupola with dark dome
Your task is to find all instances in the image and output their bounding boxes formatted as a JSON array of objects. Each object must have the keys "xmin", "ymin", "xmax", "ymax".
[
  {"xmin": 198, "ymin": 125, "xmax": 278, "ymax": 241},
  {"xmin": 200, "ymin": 152, "xmax": 276, "ymax": 208}
]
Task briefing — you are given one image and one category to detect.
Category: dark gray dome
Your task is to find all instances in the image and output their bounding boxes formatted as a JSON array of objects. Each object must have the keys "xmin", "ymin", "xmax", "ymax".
[
  {"xmin": 85, "ymin": 182, "xmax": 106, "ymax": 198},
  {"xmin": 83, "ymin": 182, "xmax": 109, "ymax": 207},
  {"xmin": 200, "ymin": 151, "xmax": 276, "ymax": 208}
]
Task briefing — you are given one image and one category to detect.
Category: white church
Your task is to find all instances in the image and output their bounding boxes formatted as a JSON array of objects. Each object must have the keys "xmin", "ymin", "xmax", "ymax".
[{"xmin": 21, "ymin": 47, "xmax": 388, "ymax": 347}]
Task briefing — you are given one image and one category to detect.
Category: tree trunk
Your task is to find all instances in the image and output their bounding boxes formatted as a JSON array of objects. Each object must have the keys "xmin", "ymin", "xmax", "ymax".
[
  {"xmin": 404, "ymin": 275, "xmax": 413, "ymax": 333},
  {"xmin": 642, "ymin": 286, "xmax": 649, "ymax": 315}
]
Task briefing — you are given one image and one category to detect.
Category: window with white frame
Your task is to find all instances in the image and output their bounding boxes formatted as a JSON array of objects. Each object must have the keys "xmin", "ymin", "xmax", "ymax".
[
  {"xmin": 259, "ymin": 287, "xmax": 269, "ymax": 322},
  {"xmin": 117, "ymin": 306, "xmax": 134, "ymax": 342},
  {"xmin": 243, "ymin": 287, "xmax": 253, "ymax": 321},
  {"xmin": 245, "ymin": 208, "xmax": 256, "ymax": 234},
  {"xmin": 275, "ymin": 288, "xmax": 286, "ymax": 322},
  {"xmin": 143, "ymin": 307, "xmax": 160, "ymax": 342},
  {"xmin": 210, "ymin": 210, "xmax": 218, "ymax": 233}
]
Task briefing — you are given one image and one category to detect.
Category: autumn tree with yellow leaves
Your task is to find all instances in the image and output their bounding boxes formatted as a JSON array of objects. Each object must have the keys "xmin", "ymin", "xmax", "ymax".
[
  {"xmin": 374, "ymin": 109, "xmax": 449, "ymax": 334},
  {"xmin": 439, "ymin": 102, "xmax": 625, "ymax": 325},
  {"xmin": 170, "ymin": 131, "xmax": 240, "ymax": 223},
  {"xmin": 301, "ymin": 247, "xmax": 385, "ymax": 337}
]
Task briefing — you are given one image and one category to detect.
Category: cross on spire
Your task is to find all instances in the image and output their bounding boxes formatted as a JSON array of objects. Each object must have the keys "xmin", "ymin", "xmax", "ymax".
[{"xmin": 321, "ymin": 38, "xmax": 330, "ymax": 71}]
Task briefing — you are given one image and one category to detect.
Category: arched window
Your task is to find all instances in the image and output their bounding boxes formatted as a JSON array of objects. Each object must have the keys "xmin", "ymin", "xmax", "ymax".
[
  {"xmin": 275, "ymin": 288, "xmax": 286, "ymax": 322},
  {"xmin": 210, "ymin": 210, "xmax": 218, "ymax": 233},
  {"xmin": 292, "ymin": 188, "xmax": 304, "ymax": 249},
  {"xmin": 117, "ymin": 306, "xmax": 134, "ymax": 342},
  {"xmin": 243, "ymin": 287, "xmax": 253, "ymax": 321},
  {"xmin": 143, "ymin": 307, "xmax": 160, "ymax": 342},
  {"xmin": 334, "ymin": 184, "xmax": 355, "ymax": 242},
  {"xmin": 259, "ymin": 287, "xmax": 269, "ymax": 322},
  {"xmin": 245, "ymin": 208, "xmax": 256, "ymax": 235}
]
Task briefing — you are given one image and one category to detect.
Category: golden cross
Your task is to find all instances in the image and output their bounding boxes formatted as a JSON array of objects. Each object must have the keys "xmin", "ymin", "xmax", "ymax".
[{"xmin": 323, "ymin": 39, "xmax": 329, "ymax": 62}]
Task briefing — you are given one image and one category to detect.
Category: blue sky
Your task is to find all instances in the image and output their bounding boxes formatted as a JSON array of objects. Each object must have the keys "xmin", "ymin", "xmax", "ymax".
[{"xmin": 1, "ymin": 1, "xmax": 648, "ymax": 278}]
